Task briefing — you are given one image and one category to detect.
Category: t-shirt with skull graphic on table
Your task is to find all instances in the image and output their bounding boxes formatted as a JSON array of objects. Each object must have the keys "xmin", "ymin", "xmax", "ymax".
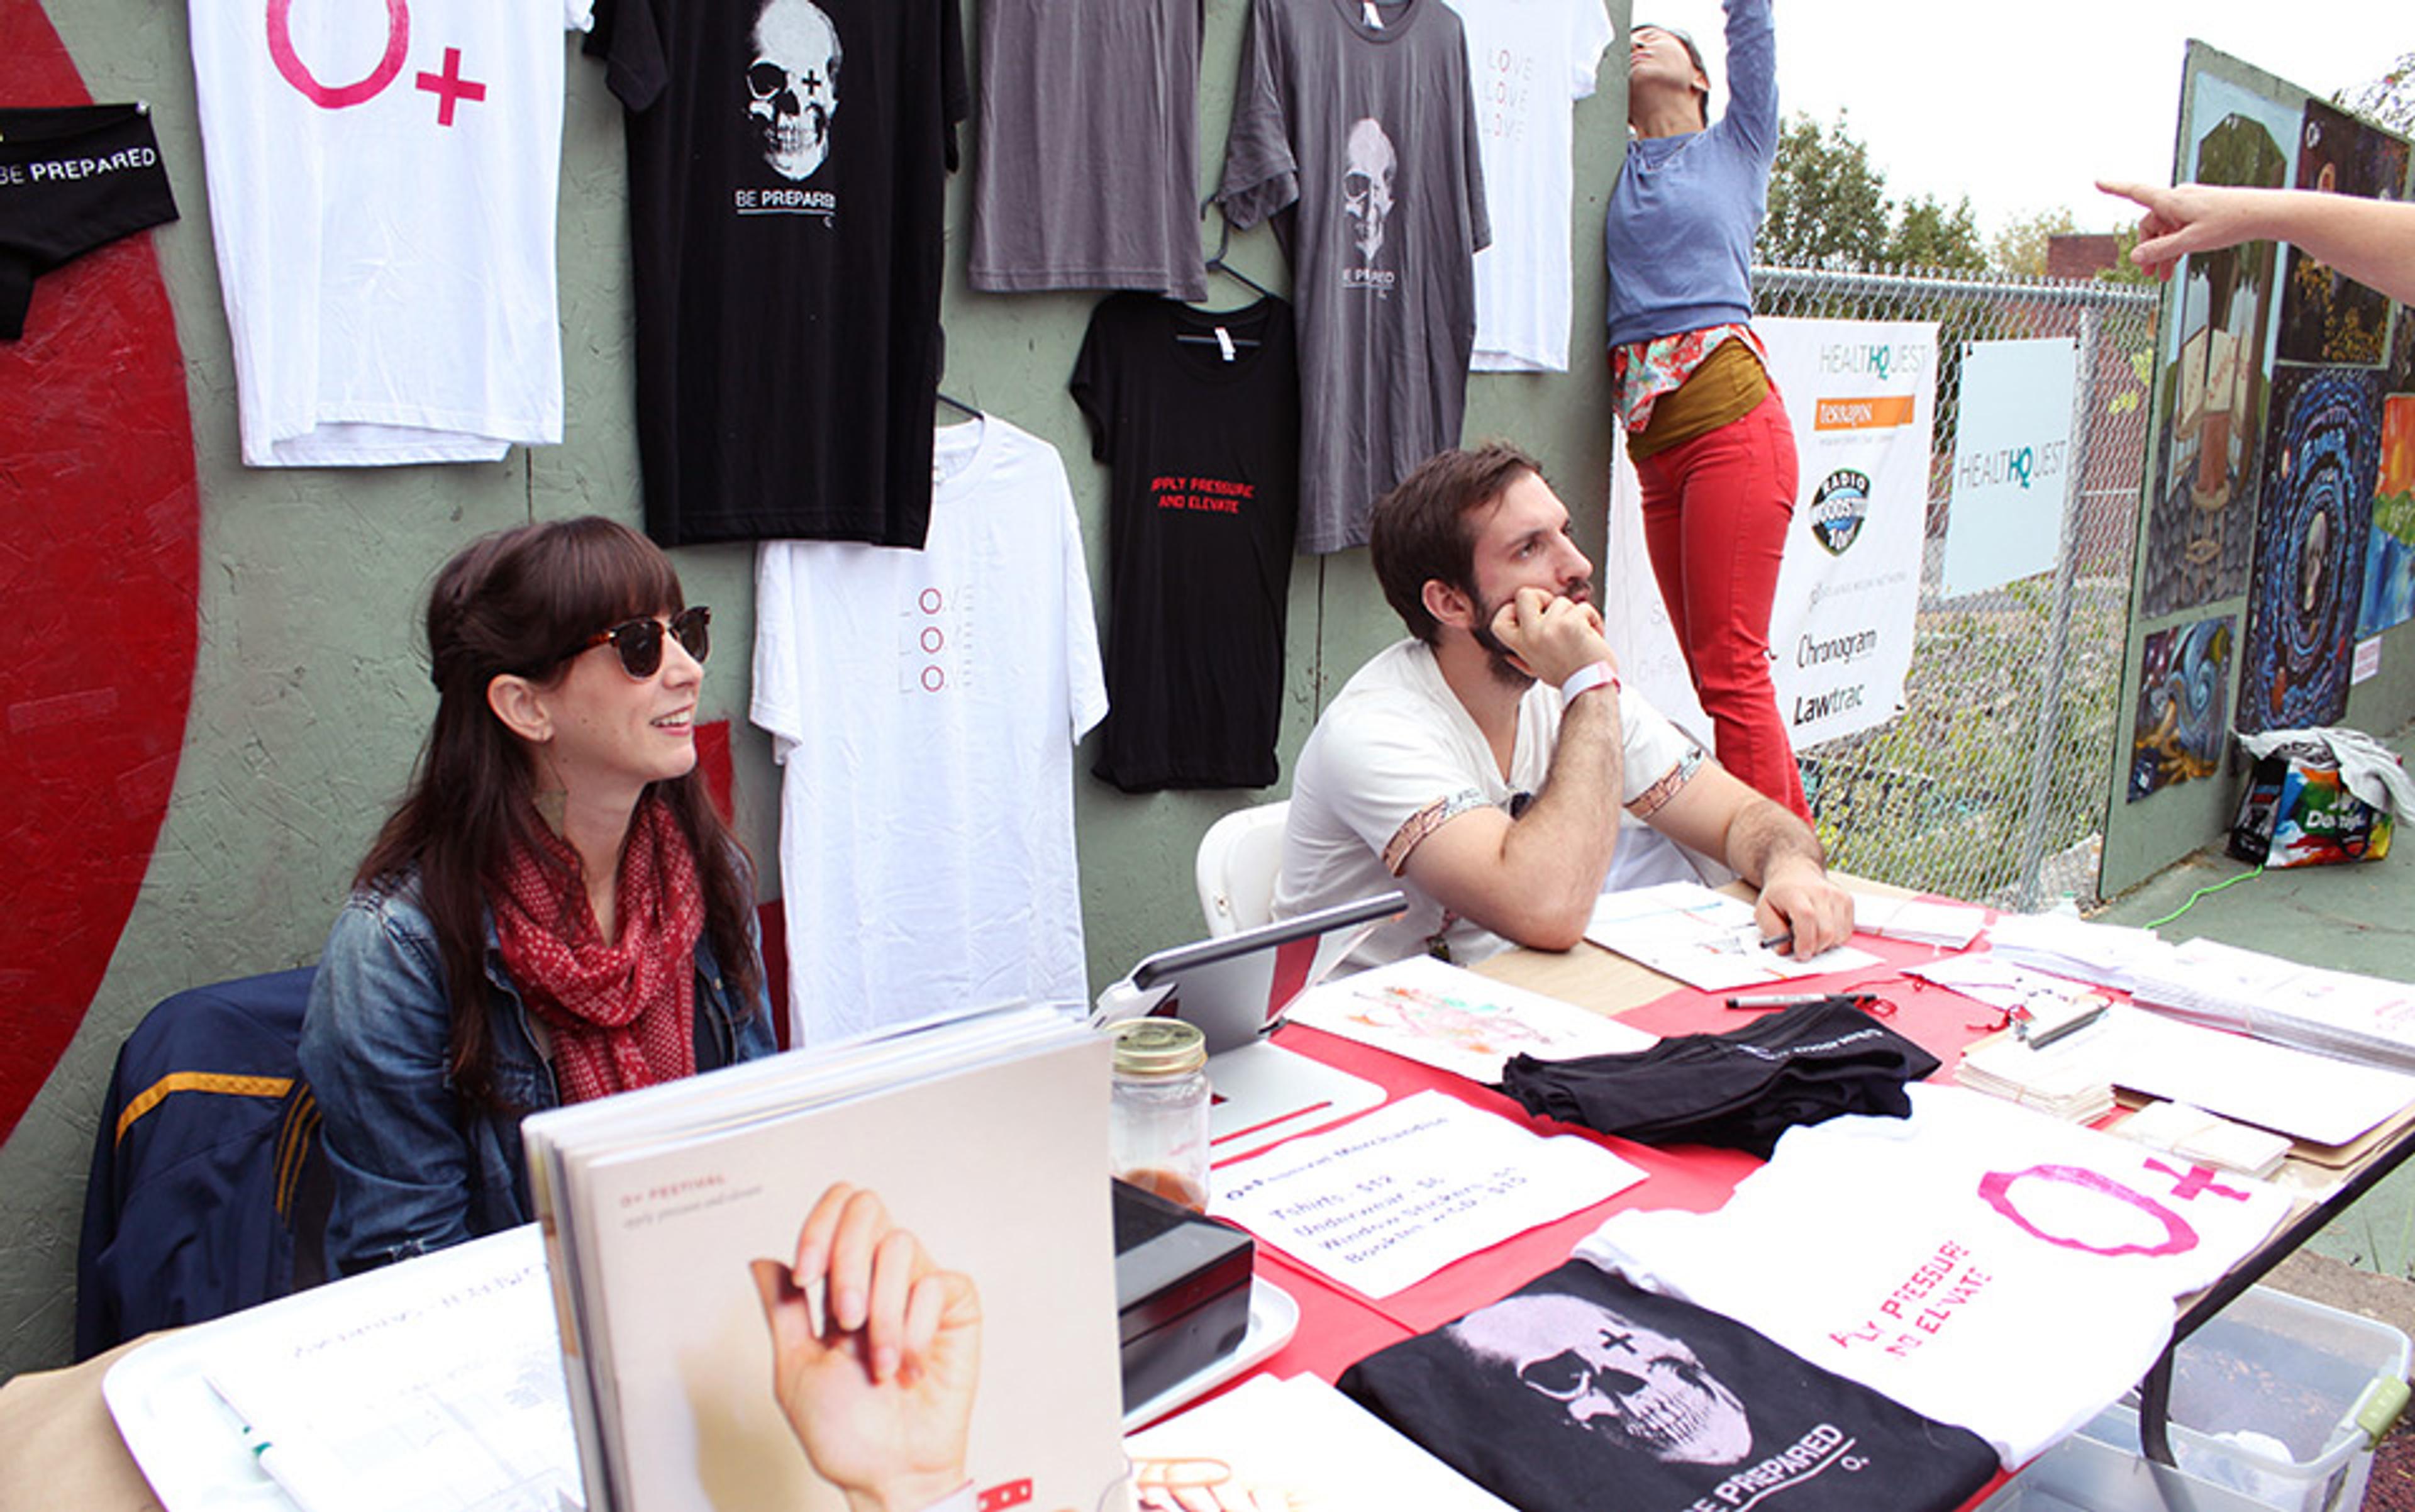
[
  {"xmin": 1340, "ymin": 1261, "xmax": 2001, "ymax": 1512},
  {"xmin": 969, "ymin": 0, "xmax": 1209, "ymax": 301},
  {"xmin": 1217, "ymin": 0, "xmax": 1491, "ymax": 554},
  {"xmin": 585, "ymin": 0, "xmax": 966, "ymax": 548}
]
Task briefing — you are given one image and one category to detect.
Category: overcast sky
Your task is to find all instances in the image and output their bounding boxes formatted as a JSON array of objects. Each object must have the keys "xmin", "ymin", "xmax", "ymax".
[{"xmin": 1650, "ymin": 1, "xmax": 2415, "ymax": 241}]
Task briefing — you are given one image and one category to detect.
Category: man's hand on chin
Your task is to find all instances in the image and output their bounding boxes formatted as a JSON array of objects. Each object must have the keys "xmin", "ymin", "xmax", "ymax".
[{"xmin": 1754, "ymin": 855, "xmax": 1854, "ymax": 958}]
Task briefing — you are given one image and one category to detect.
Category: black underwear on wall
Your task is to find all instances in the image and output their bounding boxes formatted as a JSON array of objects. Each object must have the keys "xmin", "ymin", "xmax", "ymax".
[{"xmin": 0, "ymin": 103, "xmax": 179, "ymax": 340}]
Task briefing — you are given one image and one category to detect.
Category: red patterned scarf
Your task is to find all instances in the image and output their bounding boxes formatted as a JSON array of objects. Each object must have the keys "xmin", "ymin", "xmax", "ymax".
[{"xmin": 492, "ymin": 794, "xmax": 706, "ymax": 1104}]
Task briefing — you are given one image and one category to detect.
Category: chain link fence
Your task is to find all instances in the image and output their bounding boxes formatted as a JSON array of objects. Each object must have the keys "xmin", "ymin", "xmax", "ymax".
[{"xmin": 1752, "ymin": 265, "xmax": 2161, "ymax": 911}]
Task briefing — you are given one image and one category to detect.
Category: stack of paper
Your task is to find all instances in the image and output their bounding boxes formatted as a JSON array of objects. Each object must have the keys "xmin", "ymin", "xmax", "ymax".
[
  {"xmin": 2114, "ymin": 1101, "xmax": 2292, "ymax": 1179},
  {"xmin": 1584, "ymin": 881, "xmax": 1883, "ymax": 992},
  {"xmin": 1985, "ymin": 914, "xmax": 2168, "ymax": 991},
  {"xmin": 523, "ymin": 1004, "xmax": 1130, "ymax": 1512},
  {"xmin": 1954, "ymin": 1029, "xmax": 2118, "ymax": 1123},
  {"xmin": 1853, "ymin": 894, "xmax": 1987, "ymax": 949},
  {"xmin": 1126, "ymin": 1373, "xmax": 1514, "ymax": 1510},
  {"xmin": 2128, "ymin": 938, "xmax": 2415, "ymax": 1072}
]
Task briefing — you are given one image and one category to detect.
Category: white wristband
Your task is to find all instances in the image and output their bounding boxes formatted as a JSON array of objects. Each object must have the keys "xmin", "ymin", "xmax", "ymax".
[{"xmin": 1561, "ymin": 660, "xmax": 1619, "ymax": 708}]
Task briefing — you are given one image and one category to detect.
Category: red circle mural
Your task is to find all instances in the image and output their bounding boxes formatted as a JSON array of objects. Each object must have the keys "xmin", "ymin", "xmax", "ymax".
[{"xmin": 0, "ymin": 0, "xmax": 201, "ymax": 1143}]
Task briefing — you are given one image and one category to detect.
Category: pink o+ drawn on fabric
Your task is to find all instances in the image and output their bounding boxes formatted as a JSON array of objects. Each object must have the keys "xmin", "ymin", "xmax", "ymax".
[
  {"xmin": 268, "ymin": 0, "xmax": 412, "ymax": 110},
  {"xmin": 1976, "ymin": 1164, "xmax": 2199, "ymax": 1260}
]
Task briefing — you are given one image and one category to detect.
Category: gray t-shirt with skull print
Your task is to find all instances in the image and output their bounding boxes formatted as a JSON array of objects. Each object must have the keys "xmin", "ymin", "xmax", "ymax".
[{"xmin": 1218, "ymin": 0, "xmax": 1489, "ymax": 553}]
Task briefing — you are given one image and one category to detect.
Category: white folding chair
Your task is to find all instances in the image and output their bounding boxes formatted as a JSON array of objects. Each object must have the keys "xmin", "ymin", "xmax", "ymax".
[{"xmin": 1194, "ymin": 800, "xmax": 1291, "ymax": 938}]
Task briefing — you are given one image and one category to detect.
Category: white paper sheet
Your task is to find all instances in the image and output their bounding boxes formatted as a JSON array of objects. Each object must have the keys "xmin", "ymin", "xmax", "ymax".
[
  {"xmin": 1282, "ymin": 955, "xmax": 1656, "ymax": 1082},
  {"xmin": 1125, "ymin": 1373, "xmax": 1515, "ymax": 1510},
  {"xmin": 1584, "ymin": 881, "xmax": 1882, "ymax": 991},
  {"xmin": 1852, "ymin": 894, "xmax": 1987, "ymax": 948},
  {"xmin": 184, "ymin": 1227, "xmax": 578, "ymax": 1512},
  {"xmin": 1211, "ymin": 1091, "xmax": 1645, "ymax": 1297}
]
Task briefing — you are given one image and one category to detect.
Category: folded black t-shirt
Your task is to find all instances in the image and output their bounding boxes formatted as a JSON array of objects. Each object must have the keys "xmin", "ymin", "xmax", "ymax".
[{"xmin": 1497, "ymin": 998, "xmax": 1941, "ymax": 1157}]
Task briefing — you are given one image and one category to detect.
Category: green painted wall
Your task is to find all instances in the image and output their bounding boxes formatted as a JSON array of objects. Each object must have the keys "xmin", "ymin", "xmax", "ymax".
[{"xmin": 0, "ymin": 0, "xmax": 1630, "ymax": 1378}]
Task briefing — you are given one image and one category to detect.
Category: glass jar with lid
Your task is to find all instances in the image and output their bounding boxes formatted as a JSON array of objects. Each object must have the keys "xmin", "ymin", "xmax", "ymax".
[{"xmin": 1109, "ymin": 1018, "xmax": 1211, "ymax": 1213}]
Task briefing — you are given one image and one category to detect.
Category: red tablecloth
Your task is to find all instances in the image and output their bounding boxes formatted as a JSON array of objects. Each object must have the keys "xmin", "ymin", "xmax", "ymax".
[{"xmin": 1197, "ymin": 928, "xmax": 2019, "ymax": 1506}]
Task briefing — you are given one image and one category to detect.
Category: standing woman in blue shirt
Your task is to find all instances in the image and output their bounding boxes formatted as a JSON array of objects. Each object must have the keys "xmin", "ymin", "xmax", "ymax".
[
  {"xmin": 301, "ymin": 517, "xmax": 776, "ymax": 1273},
  {"xmin": 1606, "ymin": 0, "xmax": 1809, "ymax": 822}
]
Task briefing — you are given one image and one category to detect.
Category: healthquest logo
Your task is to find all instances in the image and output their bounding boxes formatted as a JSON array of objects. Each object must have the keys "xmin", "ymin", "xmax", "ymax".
[
  {"xmin": 1808, "ymin": 469, "xmax": 1871, "ymax": 557},
  {"xmin": 1817, "ymin": 340, "xmax": 1931, "ymax": 384}
]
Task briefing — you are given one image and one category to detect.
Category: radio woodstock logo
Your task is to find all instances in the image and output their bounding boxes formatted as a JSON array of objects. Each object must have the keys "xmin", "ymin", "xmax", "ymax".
[{"xmin": 1809, "ymin": 469, "xmax": 1871, "ymax": 557}]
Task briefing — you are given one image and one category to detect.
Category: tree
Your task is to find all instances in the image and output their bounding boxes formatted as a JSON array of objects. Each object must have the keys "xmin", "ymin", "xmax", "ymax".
[
  {"xmin": 1887, "ymin": 194, "xmax": 1987, "ymax": 272},
  {"xmin": 2338, "ymin": 52, "xmax": 2414, "ymax": 135},
  {"xmin": 1758, "ymin": 111, "xmax": 1892, "ymax": 269},
  {"xmin": 1990, "ymin": 208, "xmax": 2080, "ymax": 278},
  {"xmin": 1757, "ymin": 112, "xmax": 1985, "ymax": 273}
]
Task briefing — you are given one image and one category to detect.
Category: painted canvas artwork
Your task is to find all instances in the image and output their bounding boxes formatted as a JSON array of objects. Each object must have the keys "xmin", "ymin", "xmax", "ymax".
[
  {"xmin": 2392, "ymin": 303, "xmax": 2415, "ymax": 397},
  {"xmin": 2240, "ymin": 365, "xmax": 2383, "ymax": 735},
  {"xmin": 2275, "ymin": 101, "xmax": 2407, "ymax": 368},
  {"xmin": 2141, "ymin": 73, "xmax": 2295, "ymax": 616},
  {"xmin": 2363, "ymin": 394, "xmax": 2415, "ymax": 636},
  {"xmin": 2128, "ymin": 616, "xmax": 2235, "ymax": 803}
]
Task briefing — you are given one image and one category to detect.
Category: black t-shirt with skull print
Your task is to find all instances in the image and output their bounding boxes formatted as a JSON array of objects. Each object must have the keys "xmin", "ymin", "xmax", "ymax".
[
  {"xmin": 586, "ymin": 0, "xmax": 967, "ymax": 548},
  {"xmin": 1340, "ymin": 1261, "xmax": 1999, "ymax": 1512}
]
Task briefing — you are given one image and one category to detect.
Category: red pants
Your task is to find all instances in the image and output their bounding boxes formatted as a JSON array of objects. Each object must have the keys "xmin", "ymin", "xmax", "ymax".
[{"xmin": 1633, "ymin": 388, "xmax": 1811, "ymax": 822}]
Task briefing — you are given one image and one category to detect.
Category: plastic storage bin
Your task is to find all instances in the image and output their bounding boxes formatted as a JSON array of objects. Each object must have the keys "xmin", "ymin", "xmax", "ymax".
[
  {"xmin": 1977, "ymin": 1425, "xmax": 2287, "ymax": 1512},
  {"xmin": 1992, "ymin": 1285, "xmax": 2409, "ymax": 1512}
]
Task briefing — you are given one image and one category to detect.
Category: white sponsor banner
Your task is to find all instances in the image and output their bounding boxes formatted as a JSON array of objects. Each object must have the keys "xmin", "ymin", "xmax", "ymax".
[
  {"xmin": 1604, "ymin": 317, "xmax": 1934, "ymax": 752},
  {"xmin": 1942, "ymin": 338, "xmax": 2079, "ymax": 599}
]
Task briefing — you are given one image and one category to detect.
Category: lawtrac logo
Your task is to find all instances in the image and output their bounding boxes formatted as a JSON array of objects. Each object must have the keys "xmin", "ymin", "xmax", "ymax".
[{"xmin": 1808, "ymin": 469, "xmax": 1871, "ymax": 557}]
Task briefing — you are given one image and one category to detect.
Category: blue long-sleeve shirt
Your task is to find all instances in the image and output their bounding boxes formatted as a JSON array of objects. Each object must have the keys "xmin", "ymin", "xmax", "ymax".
[{"xmin": 1602, "ymin": 0, "xmax": 1777, "ymax": 350}]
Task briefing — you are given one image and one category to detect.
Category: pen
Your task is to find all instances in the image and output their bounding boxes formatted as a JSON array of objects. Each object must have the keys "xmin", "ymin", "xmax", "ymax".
[
  {"xmin": 1759, "ymin": 933, "xmax": 1793, "ymax": 952},
  {"xmin": 1724, "ymin": 991, "xmax": 1828, "ymax": 1009}
]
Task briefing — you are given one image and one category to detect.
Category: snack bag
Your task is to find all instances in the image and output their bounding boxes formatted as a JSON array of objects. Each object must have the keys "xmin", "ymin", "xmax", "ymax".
[{"xmin": 2229, "ymin": 736, "xmax": 2396, "ymax": 867}]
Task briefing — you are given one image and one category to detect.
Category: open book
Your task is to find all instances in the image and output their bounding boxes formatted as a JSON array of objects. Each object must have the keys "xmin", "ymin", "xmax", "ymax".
[{"xmin": 524, "ymin": 1004, "xmax": 1129, "ymax": 1512}]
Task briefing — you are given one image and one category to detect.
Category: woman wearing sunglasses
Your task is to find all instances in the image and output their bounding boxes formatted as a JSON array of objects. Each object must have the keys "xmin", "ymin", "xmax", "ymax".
[{"xmin": 301, "ymin": 516, "xmax": 776, "ymax": 1274}]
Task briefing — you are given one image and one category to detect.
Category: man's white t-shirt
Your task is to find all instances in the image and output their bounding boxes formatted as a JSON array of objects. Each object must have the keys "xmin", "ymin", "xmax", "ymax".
[
  {"xmin": 1577, "ymin": 1084, "xmax": 2294, "ymax": 1466},
  {"xmin": 1443, "ymin": 0, "xmax": 1613, "ymax": 372},
  {"xmin": 189, "ymin": 2, "xmax": 586, "ymax": 465},
  {"xmin": 752, "ymin": 417, "xmax": 1108, "ymax": 1046},
  {"xmin": 1274, "ymin": 638, "xmax": 1704, "ymax": 970}
]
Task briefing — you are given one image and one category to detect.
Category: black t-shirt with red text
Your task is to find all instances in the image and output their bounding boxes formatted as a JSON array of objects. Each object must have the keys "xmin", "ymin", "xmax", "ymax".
[{"xmin": 1071, "ymin": 292, "xmax": 1301, "ymax": 791}]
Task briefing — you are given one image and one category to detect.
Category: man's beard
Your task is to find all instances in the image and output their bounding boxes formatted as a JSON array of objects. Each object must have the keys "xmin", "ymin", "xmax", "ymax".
[
  {"xmin": 1468, "ymin": 582, "xmax": 1595, "ymax": 690},
  {"xmin": 1470, "ymin": 611, "xmax": 1534, "ymax": 690}
]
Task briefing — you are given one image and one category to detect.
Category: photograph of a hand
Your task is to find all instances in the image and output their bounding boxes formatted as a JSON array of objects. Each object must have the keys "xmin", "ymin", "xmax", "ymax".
[{"xmin": 750, "ymin": 1182, "xmax": 982, "ymax": 1512}]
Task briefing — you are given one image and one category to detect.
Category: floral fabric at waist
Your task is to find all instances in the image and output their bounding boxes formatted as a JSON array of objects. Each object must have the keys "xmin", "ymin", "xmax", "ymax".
[{"xmin": 1611, "ymin": 323, "xmax": 1767, "ymax": 434}]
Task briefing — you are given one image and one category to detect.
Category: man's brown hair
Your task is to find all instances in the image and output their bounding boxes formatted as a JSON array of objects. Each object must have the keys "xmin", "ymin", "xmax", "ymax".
[{"xmin": 1368, "ymin": 443, "xmax": 1543, "ymax": 644}]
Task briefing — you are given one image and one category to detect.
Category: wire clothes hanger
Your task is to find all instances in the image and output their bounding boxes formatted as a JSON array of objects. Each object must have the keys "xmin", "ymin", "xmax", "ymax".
[{"xmin": 1177, "ymin": 201, "xmax": 1273, "ymax": 351}]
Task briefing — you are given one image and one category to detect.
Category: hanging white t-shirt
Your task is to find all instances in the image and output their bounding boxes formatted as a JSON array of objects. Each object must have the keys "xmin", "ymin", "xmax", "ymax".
[
  {"xmin": 188, "ymin": 2, "xmax": 586, "ymax": 465},
  {"xmin": 752, "ymin": 417, "xmax": 1109, "ymax": 1046},
  {"xmin": 1443, "ymin": 0, "xmax": 1611, "ymax": 372},
  {"xmin": 1575, "ymin": 1084, "xmax": 2293, "ymax": 1467}
]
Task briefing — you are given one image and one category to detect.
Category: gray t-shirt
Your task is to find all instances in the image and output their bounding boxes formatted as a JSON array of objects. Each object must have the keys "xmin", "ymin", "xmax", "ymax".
[
  {"xmin": 1218, "ymin": 0, "xmax": 1490, "ymax": 553},
  {"xmin": 969, "ymin": 0, "xmax": 1208, "ymax": 300}
]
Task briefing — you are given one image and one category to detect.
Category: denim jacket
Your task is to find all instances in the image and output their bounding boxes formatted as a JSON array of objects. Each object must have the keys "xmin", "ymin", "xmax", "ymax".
[{"xmin": 298, "ymin": 865, "xmax": 777, "ymax": 1275}]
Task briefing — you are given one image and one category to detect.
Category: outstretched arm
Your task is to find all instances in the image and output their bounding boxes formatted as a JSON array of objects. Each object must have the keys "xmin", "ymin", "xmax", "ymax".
[
  {"xmin": 2099, "ymin": 180, "xmax": 2415, "ymax": 305},
  {"xmin": 1646, "ymin": 764, "xmax": 1853, "ymax": 957}
]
